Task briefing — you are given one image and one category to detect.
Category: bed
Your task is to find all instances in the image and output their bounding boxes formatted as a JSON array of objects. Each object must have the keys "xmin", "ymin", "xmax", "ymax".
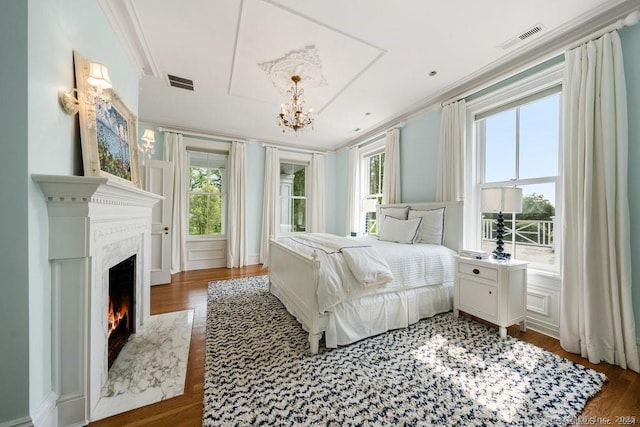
[{"xmin": 268, "ymin": 201, "xmax": 463, "ymax": 354}]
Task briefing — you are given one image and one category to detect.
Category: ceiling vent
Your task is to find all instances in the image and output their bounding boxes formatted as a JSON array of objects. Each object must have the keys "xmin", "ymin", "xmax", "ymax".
[
  {"xmin": 499, "ymin": 23, "xmax": 546, "ymax": 50},
  {"xmin": 167, "ymin": 74, "xmax": 194, "ymax": 91}
]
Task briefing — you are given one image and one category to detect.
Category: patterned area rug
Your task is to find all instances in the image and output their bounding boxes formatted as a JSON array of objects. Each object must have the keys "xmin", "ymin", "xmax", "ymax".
[{"xmin": 203, "ymin": 275, "xmax": 605, "ymax": 426}]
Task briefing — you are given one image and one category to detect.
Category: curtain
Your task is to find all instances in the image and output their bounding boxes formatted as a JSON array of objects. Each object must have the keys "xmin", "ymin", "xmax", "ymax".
[
  {"xmin": 560, "ymin": 30, "xmax": 639, "ymax": 372},
  {"xmin": 167, "ymin": 132, "xmax": 187, "ymax": 274},
  {"xmin": 382, "ymin": 128, "xmax": 400, "ymax": 204},
  {"xmin": 436, "ymin": 100, "xmax": 466, "ymax": 202},
  {"xmin": 259, "ymin": 146, "xmax": 279, "ymax": 265},
  {"xmin": 226, "ymin": 141, "xmax": 247, "ymax": 268},
  {"xmin": 309, "ymin": 153, "xmax": 325, "ymax": 233},
  {"xmin": 346, "ymin": 146, "xmax": 361, "ymax": 235}
]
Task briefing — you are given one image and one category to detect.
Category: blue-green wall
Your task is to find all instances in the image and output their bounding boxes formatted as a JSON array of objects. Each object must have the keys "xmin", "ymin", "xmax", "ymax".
[
  {"xmin": 0, "ymin": 1, "xmax": 29, "ymax": 423},
  {"xmin": 24, "ymin": 0, "xmax": 139, "ymax": 421},
  {"xmin": 621, "ymin": 23, "xmax": 640, "ymax": 337},
  {"xmin": 401, "ymin": 110, "xmax": 442, "ymax": 203}
]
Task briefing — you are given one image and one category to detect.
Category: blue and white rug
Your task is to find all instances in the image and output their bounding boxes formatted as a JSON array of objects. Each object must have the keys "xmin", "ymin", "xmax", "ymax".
[{"xmin": 203, "ymin": 275, "xmax": 605, "ymax": 426}]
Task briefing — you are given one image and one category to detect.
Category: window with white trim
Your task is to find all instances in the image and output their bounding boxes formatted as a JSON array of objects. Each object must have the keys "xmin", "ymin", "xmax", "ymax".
[
  {"xmin": 188, "ymin": 151, "xmax": 226, "ymax": 236},
  {"xmin": 359, "ymin": 140, "xmax": 385, "ymax": 235},
  {"xmin": 475, "ymin": 87, "xmax": 561, "ymax": 272},
  {"xmin": 279, "ymin": 162, "xmax": 307, "ymax": 233}
]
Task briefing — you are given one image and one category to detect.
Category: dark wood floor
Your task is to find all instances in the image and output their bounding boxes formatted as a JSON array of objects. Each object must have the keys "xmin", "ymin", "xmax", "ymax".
[{"xmin": 90, "ymin": 266, "xmax": 639, "ymax": 426}]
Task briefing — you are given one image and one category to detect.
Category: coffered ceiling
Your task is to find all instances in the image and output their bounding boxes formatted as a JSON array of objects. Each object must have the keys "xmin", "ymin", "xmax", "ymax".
[{"xmin": 100, "ymin": 0, "xmax": 638, "ymax": 151}]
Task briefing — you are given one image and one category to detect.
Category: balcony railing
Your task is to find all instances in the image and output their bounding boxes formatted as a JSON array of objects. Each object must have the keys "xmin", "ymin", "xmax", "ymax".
[{"xmin": 482, "ymin": 218, "xmax": 554, "ymax": 248}]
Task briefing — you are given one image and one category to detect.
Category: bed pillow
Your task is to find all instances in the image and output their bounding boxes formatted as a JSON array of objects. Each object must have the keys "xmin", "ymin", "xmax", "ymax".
[
  {"xmin": 408, "ymin": 207, "xmax": 445, "ymax": 245},
  {"xmin": 377, "ymin": 206, "xmax": 409, "ymax": 236},
  {"xmin": 378, "ymin": 216, "xmax": 423, "ymax": 244}
]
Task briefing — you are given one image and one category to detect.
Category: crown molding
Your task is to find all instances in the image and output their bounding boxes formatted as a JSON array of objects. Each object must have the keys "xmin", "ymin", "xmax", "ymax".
[{"xmin": 98, "ymin": 0, "xmax": 160, "ymax": 78}]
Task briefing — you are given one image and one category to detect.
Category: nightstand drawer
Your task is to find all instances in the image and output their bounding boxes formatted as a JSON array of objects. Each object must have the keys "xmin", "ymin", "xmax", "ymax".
[
  {"xmin": 459, "ymin": 278, "xmax": 498, "ymax": 318},
  {"xmin": 458, "ymin": 262, "xmax": 498, "ymax": 282}
]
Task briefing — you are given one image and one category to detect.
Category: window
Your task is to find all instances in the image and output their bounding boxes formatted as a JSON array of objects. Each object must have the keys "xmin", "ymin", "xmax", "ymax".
[
  {"xmin": 359, "ymin": 141, "xmax": 385, "ymax": 235},
  {"xmin": 188, "ymin": 151, "xmax": 226, "ymax": 236},
  {"xmin": 280, "ymin": 162, "xmax": 307, "ymax": 233},
  {"xmin": 476, "ymin": 88, "xmax": 561, "ymax": 271}
]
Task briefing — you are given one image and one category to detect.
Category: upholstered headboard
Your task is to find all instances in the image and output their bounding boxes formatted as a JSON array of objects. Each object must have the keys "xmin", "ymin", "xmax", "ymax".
[{"xmin": 377, "ymin": 201, "xmax": 463, "ymax": 253}]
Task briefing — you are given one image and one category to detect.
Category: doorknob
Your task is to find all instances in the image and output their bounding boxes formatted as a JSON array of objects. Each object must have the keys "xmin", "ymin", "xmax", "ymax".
[{"xmin": 164, "ymin": 226, "xmax": 169, "ymax": 235}]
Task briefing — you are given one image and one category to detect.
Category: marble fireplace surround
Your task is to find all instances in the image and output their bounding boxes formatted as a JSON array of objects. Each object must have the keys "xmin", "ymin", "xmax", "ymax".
[{"xmin": 34, "ymin": 175, "xmax": 162, "ymax": 426}]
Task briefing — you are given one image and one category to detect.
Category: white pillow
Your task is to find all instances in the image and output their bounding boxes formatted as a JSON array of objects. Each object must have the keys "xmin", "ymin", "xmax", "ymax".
[
  {"xmin": 377, "ymin": 206, "xmax": 409, "ymax": 235},
  {"xmin": 378, "ymin": 216, "xmax": 423, "ymax": 244},
  {"xmin": 408, "ymin": 207, "xmax": 445, "ymax": 245}
]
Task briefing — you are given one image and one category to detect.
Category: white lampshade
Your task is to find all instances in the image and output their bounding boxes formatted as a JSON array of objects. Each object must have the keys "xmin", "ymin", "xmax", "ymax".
[
  {"xmin": 481, "ymin": 187, "xmax": 523, "ymax": 213},
  {"xmin": 141, "ymin": 129, "xmax": 155, "ymax": 143},
  {"xmin": 86, "ymin": 62, "xmax": 112, "ymax": 89},
  {"xmin": 360, "ymin": 198, "xmax": 378, "ymax": 213}
]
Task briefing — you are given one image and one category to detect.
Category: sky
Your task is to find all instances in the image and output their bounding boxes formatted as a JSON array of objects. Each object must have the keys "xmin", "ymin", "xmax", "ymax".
[{"xmin": 484, "ymin": 92, "xmax": 560, "ymax": 206}]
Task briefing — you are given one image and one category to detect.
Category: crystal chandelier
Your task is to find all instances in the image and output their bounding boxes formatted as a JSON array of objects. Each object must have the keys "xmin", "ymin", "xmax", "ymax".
[{"xmin": 277, "ymin": 75, "xmax": 314, "ymax": 133}]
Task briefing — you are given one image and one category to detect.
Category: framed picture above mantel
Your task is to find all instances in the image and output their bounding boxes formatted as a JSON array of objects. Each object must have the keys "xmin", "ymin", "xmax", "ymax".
[{"xmin": 73, "ymin": 50, "xmax": 141, "ymax": 188}]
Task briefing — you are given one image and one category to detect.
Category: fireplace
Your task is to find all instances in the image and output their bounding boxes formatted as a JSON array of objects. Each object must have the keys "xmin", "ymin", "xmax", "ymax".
[
  {"xmin": 108, "ymin": 254, "xmax": 136, "ymax": 369},
  {"xmin": 35, "ymin": 174, "xmax": 162, "ymax": 425}
]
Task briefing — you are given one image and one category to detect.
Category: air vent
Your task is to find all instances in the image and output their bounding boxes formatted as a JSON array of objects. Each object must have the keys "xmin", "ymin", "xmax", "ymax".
[
  {"xmin": 499, "ymin": 23, "xmax": 546, "ymax": 50},
  {"xmin": 167, "ymin": 74, "xmax": 194, "ymax": 91}
]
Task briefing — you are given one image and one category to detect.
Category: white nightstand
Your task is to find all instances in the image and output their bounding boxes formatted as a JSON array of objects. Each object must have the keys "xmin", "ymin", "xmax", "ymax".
[{"xmin": 453, "ymin": 256, "xmax": 528, "ymax": 339}]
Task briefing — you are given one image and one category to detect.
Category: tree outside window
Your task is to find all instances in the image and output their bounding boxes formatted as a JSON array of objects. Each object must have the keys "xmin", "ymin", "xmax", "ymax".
[{"xmin": 188, "ymin": 151, "xmax": 226, "ymax": 236}]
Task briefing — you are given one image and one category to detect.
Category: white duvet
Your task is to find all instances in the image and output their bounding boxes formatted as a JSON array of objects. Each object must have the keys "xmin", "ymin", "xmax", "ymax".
[{"xmin": 279, "ymin": 234, "xmax": 456, "ymax": 313}]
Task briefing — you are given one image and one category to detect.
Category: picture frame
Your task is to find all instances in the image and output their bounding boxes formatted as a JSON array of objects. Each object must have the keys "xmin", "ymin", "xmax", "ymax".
[{"xmin": 74, "ymin": 51, "xmax": 141, "ymax": 188}]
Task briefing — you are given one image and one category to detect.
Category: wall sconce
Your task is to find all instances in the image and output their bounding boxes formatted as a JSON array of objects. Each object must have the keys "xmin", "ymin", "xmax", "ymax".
[
  {"xmin": 59, "ymin": 61, "xmax": 113, "ymax": 115},
  {"xmin": 138, "ymin": 129, "xmax": 156, "ymax": 160}
]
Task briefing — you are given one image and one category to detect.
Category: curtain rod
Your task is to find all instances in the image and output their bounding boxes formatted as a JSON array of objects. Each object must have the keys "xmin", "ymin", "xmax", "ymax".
[
  {"xmin": 156, "ymin": 126, "xmax": 248, "ymax": 143},
  {"xmin": 260, "ymin": 142, "xmax": 325, "ymax": 155},
  {"xmin": 442, "ymin": 9, "xmax": 640, "ymax": 107}
]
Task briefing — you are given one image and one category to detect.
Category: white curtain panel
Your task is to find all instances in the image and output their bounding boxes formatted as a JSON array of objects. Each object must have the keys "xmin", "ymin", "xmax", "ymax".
[
  {"xmin": 259, "ymin": 146, "xmax": 279, "ymax": 265},
  {"xmin": 226, "ymin": 141, "xmax": 247, "ymax": 268},
  {"xmin": 346, "ymin": 146, "xmax": 361, "ymax": 235},
  {"xmin": 382, "ymin": 128, "xmax": 401, "ymax": 204},
  {"xmin": 436, "ymin": 100, "xmax": 466, "ymax": 202},
  {"xmin": 167, "ymin": 132, "xmax": 187, "ymax": 274},
  {"xmin": 309, "ymin": 153, "xmax": 326, "ymax": 233},
  {"xmin": 560, "ymin": 31, "xmax": 639, "ymax": 372}
]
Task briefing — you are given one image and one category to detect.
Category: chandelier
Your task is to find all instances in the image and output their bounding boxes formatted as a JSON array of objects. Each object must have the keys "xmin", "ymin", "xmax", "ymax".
[{"xmin": 277, "ymin": 75, "xmax": 314, "ymax": 133}]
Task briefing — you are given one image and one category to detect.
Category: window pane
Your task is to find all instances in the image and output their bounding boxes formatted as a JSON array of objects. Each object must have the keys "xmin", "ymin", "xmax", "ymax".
[
  {"xmin": 484, "ymin": 110, "xmax": 516, "ymax": 183},
  {"xmin": 293, "ymin": 167, "xmax": 306, "ymax": 197},
  {"xmin": 292, "ymin": 199, "xmax": 306, "ymax": 232},
  {"xmin": 519, "ymin": 93, "xmax": 560, "ymax": 179},
  {"xmin": 189, "ymin": 193, "xmax": 223, "ymax": 235}
]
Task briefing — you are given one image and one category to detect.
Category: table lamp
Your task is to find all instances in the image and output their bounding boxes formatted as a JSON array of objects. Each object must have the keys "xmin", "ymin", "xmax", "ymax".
[{"xmin": 481, "ymin": 187, "xmax": 523, "ymax": 260}]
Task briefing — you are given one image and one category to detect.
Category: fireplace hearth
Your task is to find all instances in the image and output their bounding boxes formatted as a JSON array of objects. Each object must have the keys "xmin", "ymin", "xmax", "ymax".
[{"xmin": 108, "ymin": 254, "xmax": 136, "ymax": 369}]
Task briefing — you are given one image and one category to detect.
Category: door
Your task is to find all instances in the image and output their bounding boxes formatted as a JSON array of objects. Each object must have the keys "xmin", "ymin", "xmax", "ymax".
[{"xmin": 145, "ymin": 160, "xmax": 173, "ymax": 285}]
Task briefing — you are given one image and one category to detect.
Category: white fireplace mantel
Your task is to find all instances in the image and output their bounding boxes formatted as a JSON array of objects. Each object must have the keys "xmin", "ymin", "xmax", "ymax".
[{"xmin": 33, "ymin": 174, "xmax": 162, "ymax": 426}]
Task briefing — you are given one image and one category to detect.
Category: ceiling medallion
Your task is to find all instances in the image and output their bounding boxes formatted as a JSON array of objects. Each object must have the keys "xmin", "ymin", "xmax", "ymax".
[
  {"xmin": 277, "ymin": 75, "xmax": 314, "ymax": 134},
  {"xmin": 259, "ymin": 45, "xmax": 327, "ymax": 91}
]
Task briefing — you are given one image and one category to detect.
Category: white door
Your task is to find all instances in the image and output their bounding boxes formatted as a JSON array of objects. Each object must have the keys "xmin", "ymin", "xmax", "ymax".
[{"xmin": 145, "ymin": 160, "xmax": 173, "ymax": 285}]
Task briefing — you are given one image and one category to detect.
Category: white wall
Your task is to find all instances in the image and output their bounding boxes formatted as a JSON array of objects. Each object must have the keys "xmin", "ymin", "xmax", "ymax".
[{"xmin": 25, "ymin": 0, "xmax": 139, "ymax": 423}]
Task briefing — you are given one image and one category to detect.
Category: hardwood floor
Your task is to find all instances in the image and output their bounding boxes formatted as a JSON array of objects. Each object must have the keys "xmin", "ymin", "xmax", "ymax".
[{"xmin": 90, "ymin": 267, "xmax": 639, "ymax": 426}]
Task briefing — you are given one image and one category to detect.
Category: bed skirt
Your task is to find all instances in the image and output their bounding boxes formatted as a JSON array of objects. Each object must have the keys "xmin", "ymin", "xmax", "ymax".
[{"xmin": 325, "ymin": 284, "xmax": 454, "ymax": 348}]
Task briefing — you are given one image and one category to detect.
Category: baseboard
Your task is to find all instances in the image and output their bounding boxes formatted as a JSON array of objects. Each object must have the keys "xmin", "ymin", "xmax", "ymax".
[
  {"xmin": 0, "ymin": 417, "xmax": 33, "ymax": 427},
  {"xmin": 30, "ymin": 392, "xmax": 57, "ymax": 427},
  {"xmin": 247, "ymin": 255, "xmax": 260, "ymax": 266},
  {"xmin": 526, "ymin": 318, "xmax": 560, "ymax": 340}
]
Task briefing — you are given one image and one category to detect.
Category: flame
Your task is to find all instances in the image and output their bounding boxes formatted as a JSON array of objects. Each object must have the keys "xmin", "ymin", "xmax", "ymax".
[{"xmin": 107, "ymin": 296, "xmax": 129, "ymax": 337}]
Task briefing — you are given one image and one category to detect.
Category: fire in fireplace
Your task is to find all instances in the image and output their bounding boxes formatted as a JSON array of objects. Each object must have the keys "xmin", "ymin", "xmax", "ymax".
[{"xmin": 108, "ymin": 254, "xmax": 136, "ymax": 369}]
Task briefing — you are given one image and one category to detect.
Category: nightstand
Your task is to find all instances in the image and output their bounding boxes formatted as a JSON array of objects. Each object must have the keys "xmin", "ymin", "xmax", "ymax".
[{"xmin": 453, "ymin": 256, "xmax": 528, "ymax": 339}]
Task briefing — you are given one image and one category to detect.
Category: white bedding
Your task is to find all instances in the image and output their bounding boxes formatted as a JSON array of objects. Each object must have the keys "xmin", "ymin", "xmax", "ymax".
[{"xmin": 278, "ymin": 234, "xmax": 456, "ymax": 313}]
